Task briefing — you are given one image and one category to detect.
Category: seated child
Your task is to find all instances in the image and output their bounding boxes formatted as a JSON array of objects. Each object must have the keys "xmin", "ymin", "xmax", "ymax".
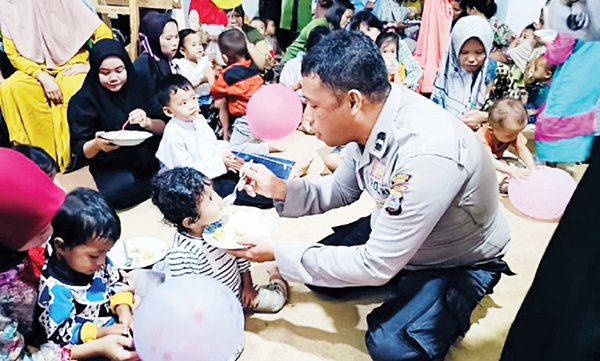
[
  {"xmin": 173, "ymin": 29, "xmax": 215, "ymax": 109},
  {"xmin": 150, "ymin": 167, "xmax": 288, "ymax": 313},
  {"xmin": 476, "ymin": 98, "xmax": 536, "ymax": 190},
  {"xmin": 208, "ymin": 29, "xmax": 281, "ymax": 155},
  {"xmin": 249, "ymin": 17, "xmax": 266, "ymax": 36},
  {"xmin": 38, "ymin": 188, "xmax": 134, "ymax": 346},
  {"xmin": 154, "ymin": 74, "xmax": 274, "ymax": 209},
  {"xmin": 265, "ymin": 19, "xmax": 281, "ymax": 59},
  {"xmin": 375, "ymin": 31, "xmax": 423, "ymax": 91}
]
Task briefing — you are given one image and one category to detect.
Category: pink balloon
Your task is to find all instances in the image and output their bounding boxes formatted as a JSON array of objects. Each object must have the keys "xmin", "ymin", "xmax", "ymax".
[
  {"xmin": 246, "ymin": 84, "xmax": 303, "ymax": 141},
  {"xmin": 508, "ymin": 167, "xmax": 577, "ymax": 221}
]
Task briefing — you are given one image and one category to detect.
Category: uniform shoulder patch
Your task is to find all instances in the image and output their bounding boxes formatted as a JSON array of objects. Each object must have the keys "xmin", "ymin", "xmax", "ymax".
[{"xmin": 385, "ymin": 173, "xmax": 411, "ymax": 216}]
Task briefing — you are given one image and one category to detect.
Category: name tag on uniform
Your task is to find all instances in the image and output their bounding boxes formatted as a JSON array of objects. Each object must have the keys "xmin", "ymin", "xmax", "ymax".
[{"xmin": 370, "ymin": 159, "xmax": 386, "ymax": 181}]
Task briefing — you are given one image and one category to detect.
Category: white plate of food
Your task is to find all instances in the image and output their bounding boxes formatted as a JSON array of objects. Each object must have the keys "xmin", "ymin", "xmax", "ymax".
[
  {"xmin": 108, "ymin": 237, "xmax": 168, "ymax": 269},
  {"xmin": 100, "ymin": 130, "xmax": 152, "ymax": 146},
  {"xmin": 203, "ymin": 211, "xmax": 278, "ymax": 250}
]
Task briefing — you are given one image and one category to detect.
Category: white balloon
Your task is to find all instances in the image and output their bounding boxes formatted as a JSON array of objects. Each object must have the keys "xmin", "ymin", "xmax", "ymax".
[{"xmin": 134, "ymin": 275, "xmax": 245, "ymax": 361}]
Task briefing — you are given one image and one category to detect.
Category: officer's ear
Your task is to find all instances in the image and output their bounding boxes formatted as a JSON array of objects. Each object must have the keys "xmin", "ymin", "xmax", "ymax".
[{"xmin": 347, "ymin": 89, "xmax": 363, "ymax": 116}]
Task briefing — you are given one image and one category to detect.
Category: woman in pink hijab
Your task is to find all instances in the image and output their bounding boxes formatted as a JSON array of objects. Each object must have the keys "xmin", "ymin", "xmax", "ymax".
[
  {"xmin": 0, "ymin": 0, "xmax": 112, "ymax": 172},
  {"xmin": 0, "ymin": 148, "xmax": 138, "ymax": 361}
]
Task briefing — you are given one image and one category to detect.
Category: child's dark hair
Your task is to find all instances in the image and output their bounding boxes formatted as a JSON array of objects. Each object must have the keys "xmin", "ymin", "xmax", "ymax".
[
  {"xmin": 349, "ymin": 11, "xmax": 383, "ymax": 32},
  {"xmin": 51, "ymin": 188, "xmax": 121, "ymax": 248},
  {"xmin": 178, "ymin": 28, "xmax": 199, "ymax": 57},
  {"xmin": 251, "ymin": 17, "xmax": 265, "ymax": 25},
  {"xmin": 10, "ymin": 144, "xmax": 58, "ymax": 178},
  {"xmin": 218, "ymin": 29, "xmax": 247, "ymax": 62},
  {"xmin": 151, "ymin": 167, "xmax": 212, "ymax": 232},
  {"xmin": 156, "ymin": 74, "xmax": 194, "ymax": 107},
  {"xmin": 524, "ymin": 23, "xmax": 536, "ymax": 32},
  {"xmin": 306, "ymin": 26, "xmax": 330, "ymax": 53},
  {"xmin": 375, "ymin": 31, "xmax": 399, "ymax": 49},
  {"xmin": 488, "ymin": 98, "xmax": 527, "ymax": 128}
]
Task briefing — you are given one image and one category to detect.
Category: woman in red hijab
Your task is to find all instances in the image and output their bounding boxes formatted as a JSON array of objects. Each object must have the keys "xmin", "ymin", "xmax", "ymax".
[{"xmin": 0, "ymin": 149, "xmax": 137, "ymax": 361}]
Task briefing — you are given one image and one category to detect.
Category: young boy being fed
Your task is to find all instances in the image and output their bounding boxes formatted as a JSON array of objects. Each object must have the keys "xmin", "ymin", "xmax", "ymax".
[{"xmin": 150, "ymin": 167, "xmax": 288, "ymax": 313}]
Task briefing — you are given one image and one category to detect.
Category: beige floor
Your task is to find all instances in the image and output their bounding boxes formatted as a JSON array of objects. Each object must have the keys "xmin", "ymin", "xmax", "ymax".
[{"xmin": 55, "ymin": 130, "xmax": 570, "ymax": 361}]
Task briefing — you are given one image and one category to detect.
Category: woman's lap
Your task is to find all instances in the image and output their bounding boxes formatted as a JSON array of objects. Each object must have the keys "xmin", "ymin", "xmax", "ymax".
[
  {"xmin": 0, "ymin": 70, "xmax": 85, "ymax": 170},
  {"xmin": 90, "ymin": 167, "xmax": 152, "ymax": 209}
]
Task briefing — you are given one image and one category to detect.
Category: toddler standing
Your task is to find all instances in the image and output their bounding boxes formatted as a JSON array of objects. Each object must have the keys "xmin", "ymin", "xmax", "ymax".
[{"xmin": 209, "ymin": 29, "xmax": 282, "ymax": 155}]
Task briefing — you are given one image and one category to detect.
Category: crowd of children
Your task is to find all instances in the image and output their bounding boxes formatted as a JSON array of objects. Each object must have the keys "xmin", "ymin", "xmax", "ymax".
[{"xmin": 1, "ymin": 0, "xmax": 600, "ymax": 360}]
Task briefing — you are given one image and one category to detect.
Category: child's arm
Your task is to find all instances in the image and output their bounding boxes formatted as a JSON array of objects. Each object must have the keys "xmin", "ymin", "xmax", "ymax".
[
  {"xmin": 397, "ymin": 39, "xmax": 422, "ymax": 90},
  {"xmin": 490, "ymin": 154, "xmax": 530, "ymax": 178},
  {"xmin": 240, "ymin": 271, "xmax": 259, "ymax": 309},
  {"xmin": 71, "ymin": 334, "xmax": 137, "ymax": 361},
  {"xmin": 515, "ymin": 139, "xmax": 536, "ymax": 169},
  {"xmin": 114, "ymin": 304, "xmax": 133, "ymax": 335},
  {"xmin": 189, "ymin": 74, "xmax": 208, "ymax": 89}
]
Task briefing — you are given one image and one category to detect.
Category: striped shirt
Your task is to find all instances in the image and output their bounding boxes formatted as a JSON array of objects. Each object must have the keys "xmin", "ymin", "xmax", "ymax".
[{"xmin": 167, "ymin": 232, "xmax": 251, "ymax": 296}]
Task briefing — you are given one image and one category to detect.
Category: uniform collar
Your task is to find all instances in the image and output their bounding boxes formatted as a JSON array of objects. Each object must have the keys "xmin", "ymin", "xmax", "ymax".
[{"xmin": 357, "ymin": 84, "xmax": 404, "ymax": 169}]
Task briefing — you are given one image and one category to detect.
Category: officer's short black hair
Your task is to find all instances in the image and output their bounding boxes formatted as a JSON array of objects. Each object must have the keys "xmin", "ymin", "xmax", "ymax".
[{"xmin": 302, "ymin": 30, "xmax": 390, "ymax": 103}]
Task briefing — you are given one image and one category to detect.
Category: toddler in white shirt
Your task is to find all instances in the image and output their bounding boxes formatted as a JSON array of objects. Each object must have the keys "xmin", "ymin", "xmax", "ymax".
[{"xmin": 173, "ymin": 29, "xmax": 214, "ymax": 107}]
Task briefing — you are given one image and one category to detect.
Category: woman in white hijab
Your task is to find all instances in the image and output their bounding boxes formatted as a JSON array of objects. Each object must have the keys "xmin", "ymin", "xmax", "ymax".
[{"xmin": 431, "ymin": 15, "xmax": 493, "ymax": 119}]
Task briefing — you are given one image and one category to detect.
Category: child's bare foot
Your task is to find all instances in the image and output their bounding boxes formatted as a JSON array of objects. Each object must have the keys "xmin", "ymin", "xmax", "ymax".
[
  {"xmin": 289, "ymin": 158, "xmax": 313, "ymax": 179},
  {"xmin": 268, "ymin": 142, "xmax": 285, "ymax": 153}
]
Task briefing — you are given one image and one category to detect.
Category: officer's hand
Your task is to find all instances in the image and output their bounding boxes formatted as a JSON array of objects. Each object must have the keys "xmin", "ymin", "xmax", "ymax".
[
  {"xmin": 226, "ymin": 237, "xmax": 276, "ymax": 262},
  {"xmin": 238, "ymin": 162, "xmax": 287, "ymax": 200}
]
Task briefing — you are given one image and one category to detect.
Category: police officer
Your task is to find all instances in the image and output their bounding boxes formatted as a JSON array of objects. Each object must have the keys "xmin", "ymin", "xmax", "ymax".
[{"xmin": 229, "ymin": 31, "xmax": 511, "ymax": 361}]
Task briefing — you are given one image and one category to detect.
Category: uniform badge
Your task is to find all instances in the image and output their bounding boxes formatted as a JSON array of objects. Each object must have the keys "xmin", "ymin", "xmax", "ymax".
[
  {"xmin": 384, "ymin": 172, "xmax": 411, "ymax": 215},
  {"xmin": 384, "ymin": 189, "xmax": 404, "ymax": 215},
  {"xmin": 391, "ymin": 173, "xmax": 411, "ymax": 186},
  {"xmin": 370, "ymin": 159, "xmax": 386, "ymax": 180}
]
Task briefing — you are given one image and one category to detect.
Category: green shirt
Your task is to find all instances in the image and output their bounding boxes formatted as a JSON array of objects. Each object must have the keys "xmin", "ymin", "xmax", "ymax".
[
  {"xmin": 282, "ymin": 17, "xmax": 329, "ymax": 63},
  {"xmin": 280, "ymin": 0, "xmax": 313, "ymax": 32}
]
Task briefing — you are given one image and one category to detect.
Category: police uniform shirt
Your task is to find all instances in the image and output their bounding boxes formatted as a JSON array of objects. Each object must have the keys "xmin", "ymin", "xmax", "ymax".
[{"xmin": 273, "ymin": 84, "xmax": 511, "ymax": 288}]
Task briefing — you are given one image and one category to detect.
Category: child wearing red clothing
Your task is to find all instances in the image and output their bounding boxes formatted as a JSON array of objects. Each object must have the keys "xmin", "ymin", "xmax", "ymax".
[
  {"xmin": 476, "ymin": 98, "xmax": 536, "ymax": 192},
  {"xmin": 208, "ymin": 29, "xmax": 282, "ymax": 155}
]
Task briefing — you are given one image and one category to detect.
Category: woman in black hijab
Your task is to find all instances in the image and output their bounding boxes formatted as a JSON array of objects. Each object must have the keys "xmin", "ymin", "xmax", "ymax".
[
  {"xmin": 134, "ymin": 12, "xmax": 179, "ymax": 94},
  {"xmin": 68, "ymin": 39, "xmax": 166, "ymax": 209}
]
